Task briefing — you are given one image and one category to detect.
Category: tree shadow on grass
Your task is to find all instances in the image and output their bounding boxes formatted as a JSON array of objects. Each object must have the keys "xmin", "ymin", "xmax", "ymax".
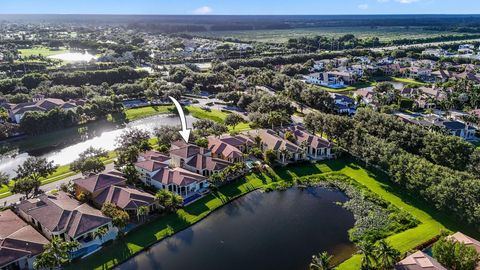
[{"xmin": 358, "ymin": 161, "xmax": 480, "ymax": 238}]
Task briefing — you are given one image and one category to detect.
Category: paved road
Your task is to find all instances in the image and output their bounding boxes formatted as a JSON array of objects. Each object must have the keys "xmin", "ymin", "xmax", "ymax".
[{"xmin": 0, "ymin": 163, "xmax": 115, "ymax": 207}]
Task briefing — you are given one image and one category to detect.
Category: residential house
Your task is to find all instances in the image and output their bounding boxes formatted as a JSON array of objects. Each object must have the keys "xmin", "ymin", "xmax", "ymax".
[
  {"xmin": 331, "ymin": 93, "xmax": 356, "ymax": 115},
  {"xmin": 5, "ymin": 96, "xmax": 78, "ymax": 123},
  {"xmin": 0, "ymin": 210, "xmax": 49, "ymax": 270},
  {"xmin": 73, "ymin": 172, "xmax": 159, "ymax": 218},
  {"xmin": 435, "ymin": 120, "xmax": 476, "ymax": 140},
  {"xmin": 395, "ymin": 251, "xmax": 447, "ymax": 270},
  {"xmin": 280, "ymin": 125, "xmax": 333, "ymax": 160},
  {"xmin": 354, "ymin": 88, "xmax": 376, "ymax": 105},
  {"xmin": 184, "ymin": 153, "xmax": 232, "ymax": 177},
  {"xmin": 134, "ymin": 149, "xmax": 209, "ymax": 199},
  {"xmin": 304, "ymin": 72, "xmax": 346, "ymax": 88},
  {"xmin": 208, "ymin": 135, "xmax": 254, "ymax": 163},
  {"xmin": 448, "ymin": 231, "xmax": 480, "ymax": 256},
  {"xmin": 16, "ymin": 191, "xmax": 117, "ymax": 259},
  {"xmin": 93, "ymin": 186, "xmax": 158, "ymax": 220},
  {"xmin": 247, "ymin": 129, "xmax": 306, "ymax": 165}
]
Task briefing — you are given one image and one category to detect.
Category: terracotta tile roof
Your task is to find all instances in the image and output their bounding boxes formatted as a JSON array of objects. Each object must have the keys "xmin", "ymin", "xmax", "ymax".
[
  {"xmin": 395, "ymin": 251, "xmax": 446, "ymax": 270},
  {"xmin": 186, "ymin": 154, "xmax": 232, "ymax": 171},
  {"xmin": 249, "ymin": 129, "xmax": 303, "ymax": 153},
  {"xmin": 139, "ymin": 151, "xmax": 170, "ymax": 162},
  {"xmin": 134, "ymin": 160, "xmax": 168, "ymax": 172},
  {"xmin": 17, "ymin": 191, "xmax": 111, "ymax": 239},
  {"xmin": 73, "ymin": 172, "xmax": 126, "ymax": 193},
  {"xmin": 218, "ymin": 135, "xmax": 254, "ymax": 147},
  {"xmin": 152, "ymin": 167, "xmax": 206, "ymax": 186},
  {"xmin": 285, "ymin": 126, "xmax": 331, "ymax": 149},
  {"xmin": 169, "ymin": 144, "xmax": 209, "ymax": 159},
  {"xmin": 0, "ymin": 209, "xmax": 49, "ymax": 268},
  {"xmin": 448, "ymin": 232, "xmax": 480, "ymax": 255},
  {"xmin": 94, "ymin": 185, "xmax": 156, "ymax": 211},
  {"xmin": 208, "ymin": 137, "xmax": 243, "ymax": 159}
]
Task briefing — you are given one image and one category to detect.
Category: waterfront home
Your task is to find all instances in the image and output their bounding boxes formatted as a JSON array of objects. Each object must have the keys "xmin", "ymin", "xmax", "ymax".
[
  {"xmin": 279, "ymin": 125, "xmax": 333, "ymax": 160},
  {"xmin": 183, "ymin": 153, "xmax": 232, "ymax": 177},
  {"xmin": 0, "ymin": 209, "xmax": 49, "ymax": 270},
  {"xmin": 3, "ymin": 96, "xmax": 78, "ymax": 123},
  {"xmin": 134, "ymin": 149, "xmax": 209, "ymax": 199},
  {"xmin": 93, "ymin": 185, "xmax": 158, "ymax": 219},
  {"xmin": 208, "ymin": 135, "xmax": 254, "ymax": 163},
  {"xmin": 73, "ymin": 171, "xmax": 160, "ymax": 218},
  {"xmin": 395, "ymin": 251, "xmax": 447, "ymax": 270},
  {"xmin": 73, "ymin": 171, "xmax": 126, "ymax": 199},
  {"xmin": 246, "ymin": 129, "xmax": 306, "ymax": 165},
  {"xmin": 148, "ymin": 167, "xmax": 208, "ymax": 198},
  {"xmin": 16, "ymin": 191, "xmax": 117, "ymax": 259}
]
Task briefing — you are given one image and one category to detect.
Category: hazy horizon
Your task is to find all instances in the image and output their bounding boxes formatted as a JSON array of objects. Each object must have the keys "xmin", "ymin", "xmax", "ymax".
[{"xmin": 0, "ymin": 0, "xmax": 479, "ymax": 15}]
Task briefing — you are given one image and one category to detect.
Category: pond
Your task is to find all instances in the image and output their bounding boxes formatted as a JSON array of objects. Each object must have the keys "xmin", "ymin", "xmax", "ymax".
[
  {"xmin": 47, "ymin": 51, "xmax": 97, "ymax": 62},
  {"xmin": 0, "ymin": 114, "xmax": 197, "ymax": 177},
  {"xmin": 117, "ymin": 187, "xmax": 356, "ymax": 270}
]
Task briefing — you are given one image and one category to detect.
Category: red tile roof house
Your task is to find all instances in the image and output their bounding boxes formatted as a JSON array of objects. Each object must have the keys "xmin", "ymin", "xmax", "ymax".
[
  {"xmin": 448, "ymin": 232, "xmax": 480, "ymax": 270},
  {"xmin": 246, "ymin": 129, "xmax": 307, "ymax": 165},
  {"xmin": 395, "ymin": 250, "xmax": 447, "ymax": 270},
  {"xmin": 208, "ymin": 135, "xmax": 254, "ymax": 162},
  {"xmin": 15, "ymin": 191, "xmax": 118, "ymax": 259},
  {"xmin": 73, "ymin": 172, "xmax": 160, "ymax": 220},
  {"xmin": 134, "ymin": 149, "xmax": 209, "ymax": 199},
  {"xmin": 279, "ymin": 125, "xmax": 333, "ymax": 160},
  {"xmin": 6, "ymin": 97, "xmax": 78, "ymax": 124},
  {"xmin": 0, "ymin": 209, "xmax": 49, "ymax": 270}
]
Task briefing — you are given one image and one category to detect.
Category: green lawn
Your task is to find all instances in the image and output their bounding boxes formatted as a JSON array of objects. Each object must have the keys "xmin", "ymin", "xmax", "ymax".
[
  {"xmin": 185, "ymin": 106, "xmax": 251, "ymax": 131},
  {"xmin": 391, "ymin": 77, "xmax": 427, "ymax": 86},
  {"xmin": 125, "ymin": 105, "xmax": 174, "ymax": 121},
  {"xmin": 68, "ymin": 158, "xmax": 476, "ymax": 270},
  {"xmin": 19, "ymin": 46, "xmax": 68, "ymax": 57}
]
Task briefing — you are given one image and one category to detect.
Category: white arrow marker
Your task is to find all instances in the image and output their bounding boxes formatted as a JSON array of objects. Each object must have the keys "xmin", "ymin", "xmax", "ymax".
[{"xmin": 169, "ymin": 96, "xmax": 191, "ymax": 143}]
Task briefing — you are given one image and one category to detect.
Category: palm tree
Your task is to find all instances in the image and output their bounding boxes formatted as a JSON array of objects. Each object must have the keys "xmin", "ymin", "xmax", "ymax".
[
  {"xmin": 279, "ymin": 148, "xmax": 290, "ymax": 164},
  {"xmin": 155, "ymin": 189, "xmax": 183, "ymax": 212},
  {"xmin": 310, "ymin": 251, "xmax": 333, "ymax": 270},
  {"xmin": 33, "ymin": 237, "xmax": 80, "ymax": 269},
  {"xmin": 170, "ymin": 193, "xmax": 184, "ymax": 210},
  {"xmin": 358, "ymin": 240, "xmax": 377, "ymax": 270},
  {"xmin": 92, "ymin": 226, "xmax": 109, "ymax": 241},
  {"xmin": 375, "ymin": 240, "xmax": 400, "ymax": 270},
  {"xmin": 137, "ymin": 205, "xmax": 149, "ymax": 222}
]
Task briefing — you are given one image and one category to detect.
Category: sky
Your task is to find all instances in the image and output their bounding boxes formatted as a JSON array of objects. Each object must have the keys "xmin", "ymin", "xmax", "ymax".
[{"xmin": 0, "ymin": 0, "xmax": 479, "ymax": 15}]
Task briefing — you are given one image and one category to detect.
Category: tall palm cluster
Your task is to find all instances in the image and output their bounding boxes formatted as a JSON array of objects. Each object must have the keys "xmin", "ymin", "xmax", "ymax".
[{"xmin": 309, "ymin": 240, "xmax": 400, "ymax": 270}]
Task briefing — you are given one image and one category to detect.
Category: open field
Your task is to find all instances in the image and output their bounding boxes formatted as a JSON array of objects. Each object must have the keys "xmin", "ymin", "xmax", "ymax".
[
  {"xmin": 185, "ymin": 106, "xmax": 251, "ymax": 131},
  {"xmin": 196, "ymin": 26, "xmax": 466, "ymax": 43},
  {"xmin": 18, "ymin": 46, "xmax": 68, "ymax": 57},
  {"xmin": 125, "ymin": 105, "xmax": 174, "ymax": 121},
  {"xmin": 68, "ymin": 158, "xmax": 478, "ymax": 270}
]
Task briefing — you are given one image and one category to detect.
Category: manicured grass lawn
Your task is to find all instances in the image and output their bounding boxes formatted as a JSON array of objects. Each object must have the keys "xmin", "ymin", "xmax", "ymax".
[
  {"xmin": 185, "ymin": 106, "xmax": 251, "ymax": 131},
  {"xmin": 19, "ymin": 46, "xmax": 68, "ymax": 57},
  {"xmin": 391, "ymin": 77, "xmax": 427, "ymax": 86},
  {"xmin": 125, "ymin": 105, "xmax": 174, "ymax": 121},
  {"xmin": 68, "ymin": 158, "xmax": 476, "ymax": 270}
]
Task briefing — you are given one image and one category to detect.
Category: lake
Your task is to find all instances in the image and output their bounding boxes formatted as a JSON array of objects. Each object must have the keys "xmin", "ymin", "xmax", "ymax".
[
  {"xmin": 0, "ymin": 114, "xmax": 197, "ymax": 177},
  {"xmin": 48, "ymin": 51, "xmax": 97, "ymax": 62},
  {"xmin": 117, "ymin": 187, "xmax": 356, "ymax": 270}
]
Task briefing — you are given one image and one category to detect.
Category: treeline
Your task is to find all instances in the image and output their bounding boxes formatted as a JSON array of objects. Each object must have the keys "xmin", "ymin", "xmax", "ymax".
[
  {"xmin": 50, "ymin": 67, "xmax": 148, "ymax": 86},
  {"xmin": 20, "ymin": 96, "xmax": 124, "ymax": 135},
  {"xmin": 304, "ymin": 109, "xmax": 480, "ymax": 229}
]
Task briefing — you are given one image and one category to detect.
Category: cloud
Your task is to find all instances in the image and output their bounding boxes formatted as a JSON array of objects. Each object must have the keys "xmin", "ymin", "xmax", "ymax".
[
  {"xmin": 358, "ymin": 4, "xmax": 369, "ymax": 10},
  {"xmin": 193, "ymin": 6, "xmax": 213, "ymax": 15},
  {"xmin": 396, "ymin": 0, "xmax": 420, "ymax": 3},
  {"xmin": 377, "ymin": 0, "xmax": 421, "ymax": 3}
]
